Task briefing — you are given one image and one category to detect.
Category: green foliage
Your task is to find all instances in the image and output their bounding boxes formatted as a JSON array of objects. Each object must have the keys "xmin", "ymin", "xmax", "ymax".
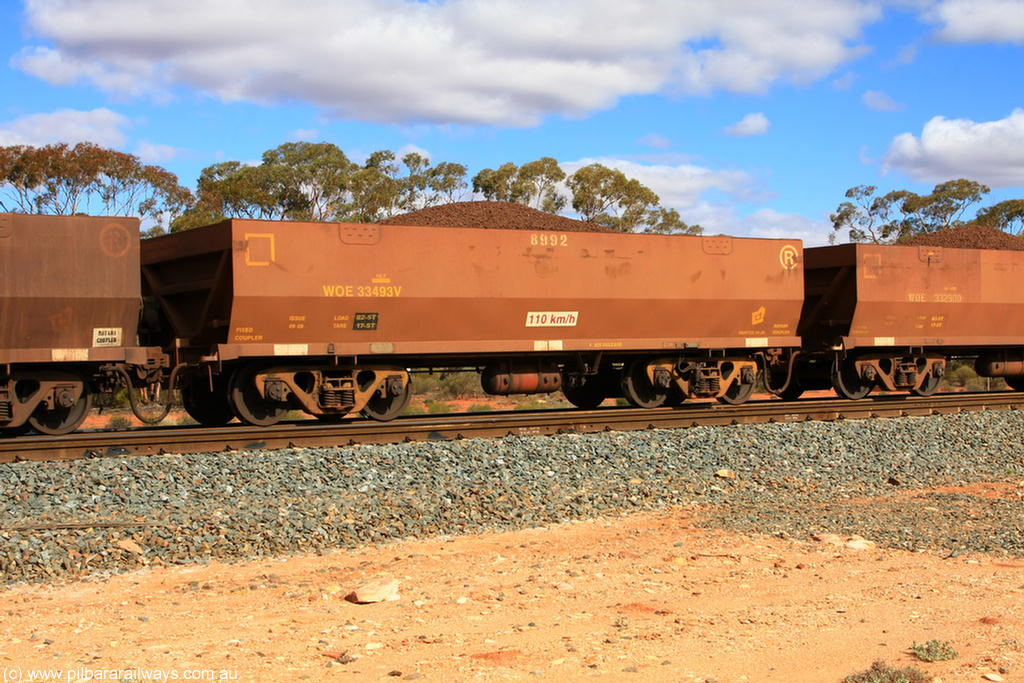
[
  {"xmin": 94, "ymin": 388, "xmax": 129, "ymax": 409},
  {"xmin": 104, "ymin": 415, "xmax": 132, "ymax": 430},
  {"xmin": 514, "ymin": 399, "xmax": 548, "ymax": 410},
  {"xmin": 413, "ymin": 372, "xmax": 484, "ymax": 399},
  {"xmin": 842, "ymin": 660, "xmax": 930, "ymax": 683},
  {"xmin": 910, "ymin": 639, "xmax": 958, "ymax": 662},
  {"xmin": 831, "ymin": 179, "xmax": 991, "ymax": 243},
  {"xmin": 567, "ymin": 163, "xmax": 659, "ymax": 232},
  {"xmin": 645, "ymin": 207, "xmax": 703, "ymax": 235},
  {"xmin": 940, "ymin": 361, "xmax": 1006, "ymax": 391},
  {"xmin": 472, "ymin": 157, "xmax": 566, "ymax": 212},
  {"xmin": 424, "ymin": 400, "xmax": 452, "ymax": 414},
  {"xmin": 516, "ymin": 157, "xmax": 568, "ymax": 213},
  {"xmin": 976, "ymin": 198, "xmax": 1024, "ymax": 235},
  {"xmin": 0, "ymin": 142, "xmax": 192, "ymax": 227},
  {"xmin": 472, "ymin": 162, "xmax": 520, "ymax": 201},
  {"xmin": 468, "ymin": 403, "xmax": 494, "ymax": 412},
  {"xmin": 173, "ymin": 142, "xmax": 469, "ymax": 230},
  {"xmin": 564, "ymin": 163, "xmax": 700, "ymax": 234}
]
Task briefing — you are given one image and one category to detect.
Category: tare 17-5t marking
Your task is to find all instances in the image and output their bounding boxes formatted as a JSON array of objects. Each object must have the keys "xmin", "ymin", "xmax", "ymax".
[{"xmin": 526, "ymin": 311, "xmax": 579, "ymax": 327}]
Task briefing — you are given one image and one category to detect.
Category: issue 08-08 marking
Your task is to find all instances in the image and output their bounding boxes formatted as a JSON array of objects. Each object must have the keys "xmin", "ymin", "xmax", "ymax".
[{"xmin": 526, "ymin": 311, "xmax": 579, "ymax": 328}]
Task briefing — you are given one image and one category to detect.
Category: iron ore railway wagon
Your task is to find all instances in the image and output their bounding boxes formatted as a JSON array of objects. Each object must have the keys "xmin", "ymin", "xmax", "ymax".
[{"xmin": 139, "ymin": 219, "xmax": 804, "ymax": 425}]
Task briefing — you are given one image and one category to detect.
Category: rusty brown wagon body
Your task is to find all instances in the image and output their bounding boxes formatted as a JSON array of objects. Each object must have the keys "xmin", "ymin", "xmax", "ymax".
[
  {"xmin": 141, "ymin": 219, "xmax": 804, "ymax": 424},
  {"xmin": 0, "ymin": 213, "xmax": 165, "ymax": 434},
  {"xmin": 798, "ymin": 243, "xmax": 1024, "ymax": 398}
]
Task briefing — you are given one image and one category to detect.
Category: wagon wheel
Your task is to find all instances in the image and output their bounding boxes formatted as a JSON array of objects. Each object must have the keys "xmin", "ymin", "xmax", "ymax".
[
  {"xmin": 717, "ymin": 376, "xmax": 756, "ymax": 405},
  {"xmin": 563, "ymin": 375, "xmax": 607, "ymax": 409},
  {"xmin": 125, "ymin": 377, "xmax": 172, "ymax": 425},
  {"xmin": 910, "ymin": 371, "xmax": 942, "ymax": 397},
  {"xmin": 620, "ymin": 360, "xmax": 667, "ymax": 409},
  {"xmin": 181, "ymin": 374, "xmax": 235, "ymax": 426},
  {"xmin": 361, "ymin": 374, "xmax": 412, "ymax": 421},
  {"xmin": 29, "ymin": 386, "xmax": 92, "ymax": 435},
  {"xmin": 831, "ymin": 359, "xmax": 871, "ymax": 400},
  {"xmin": 229, "ymin": 365, "xmax": 287, "ymax": 427}
]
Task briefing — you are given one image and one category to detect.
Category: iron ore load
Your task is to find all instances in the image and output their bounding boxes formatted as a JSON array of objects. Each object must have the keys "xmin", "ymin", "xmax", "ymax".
[
  {"xmin": 3, "ymin": 206, "xmax": 1024, "ymax": 437},
  {"xmin": 139, "ymin": 219, "xmax": 804, "ymax": 425}
]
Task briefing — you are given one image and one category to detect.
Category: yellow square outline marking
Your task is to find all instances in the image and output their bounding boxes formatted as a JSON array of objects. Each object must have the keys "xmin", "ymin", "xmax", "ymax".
[{"xmin": 245, "ymin": 233, "xmax": 276, "ymax": 266}]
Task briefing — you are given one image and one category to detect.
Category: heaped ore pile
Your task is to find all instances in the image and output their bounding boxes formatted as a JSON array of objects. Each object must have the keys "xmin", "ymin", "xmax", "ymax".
[
  {"xmin": 901, "ymin": 223, "xmax": 1024, "ymax": 250},
  {"xmin": 379, "ymin": 200, "xmax": 613, "ymax": 232}
]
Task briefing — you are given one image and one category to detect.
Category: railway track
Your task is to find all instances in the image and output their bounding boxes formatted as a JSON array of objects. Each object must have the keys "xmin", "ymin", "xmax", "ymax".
[{"xmin": 2, "ymin": 391, "xmax": 1022, "ymax": 464}]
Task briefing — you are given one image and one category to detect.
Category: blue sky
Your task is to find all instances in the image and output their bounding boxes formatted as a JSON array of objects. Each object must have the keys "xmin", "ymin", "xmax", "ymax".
[{"xmin": 2, "ymin": 0, "xmax": 1023, "ymax": 244}]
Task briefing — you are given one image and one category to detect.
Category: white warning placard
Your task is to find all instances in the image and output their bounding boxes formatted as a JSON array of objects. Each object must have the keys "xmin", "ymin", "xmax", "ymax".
[
  {"xmin": 92, "ymin": 327, "xmax": 123, "ymax": 347},
  {"xmin": 525, "ymin": 311, "xmax": 579, "ymax": 328}
]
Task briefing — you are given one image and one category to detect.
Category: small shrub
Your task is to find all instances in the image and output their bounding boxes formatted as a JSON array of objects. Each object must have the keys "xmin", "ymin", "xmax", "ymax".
[
  {"xmin": 437, "ymin": 372, "xmax": 483, "ymax": 399},
  {"xmin": 403, "ymin": 404, "xmax": 426, "ymax": 416},
  {"xmin": 911, "ymin": 639, "xmax": 958, "ymax": 662},
  {"xmin": 965, "ymin": 376, "xmax": 1006, "ymax": 392},
  {"xmin": 414, "ymin": 371, "xmax": 485, "ymax": 400},
  {"xmin": 468, "ymin": 403, "xmax": 493, "ymax": 412},
  {"xmin": 942, "ymin": 361, "xmax": 1006, "ymax": 391},
  {"xmin": 424, "ymin": 400, "xmax": 452, "ymax": 414},
  {"xmin": 842, "ymin": 660, "xmax": 930, "ymax": 683},
  {"xmin": 104, "ymin": 415, "xmax": 132, "ymax": 430},
  {"xmin": 94, "ymin": 388, "xmax": 130, "ymax": 410},
  {"xmin": 514, "ymin": 399, "xmax": 547, "ymax": 411}
]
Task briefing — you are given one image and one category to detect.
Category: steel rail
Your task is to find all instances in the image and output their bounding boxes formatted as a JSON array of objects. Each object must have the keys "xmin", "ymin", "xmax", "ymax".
[{"xmin": 1, "ymin": 391, "xmax": 1022, "ymax": 464}]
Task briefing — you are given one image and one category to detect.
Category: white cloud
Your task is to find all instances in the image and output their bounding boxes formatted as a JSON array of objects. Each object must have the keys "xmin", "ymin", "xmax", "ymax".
[
  {"xmin": 862, "ymin": 90, "xmax": 904, "ymax": 111},
  {"xmin": 557, "ymin": 156, "xmax": 831, "ymax": 241},
  {"xmin": 893, "ymin": 43, "xmax": 918, "ymax": 65},
  {"xmin": 927, "ymin": 0, "xmax": 1024, "ymax": 43},
  {"xmin": 637, "ymin": 133, "xmax": 672, "ymax": 149},
  {"xmin": 0, "ymin": 107, "xmax": 129, "ymax": 147},
  {"xmin": 882, "ymin": 109, "xmax": 1024, "ymax": 187},
  {"xmin": 724, "ymin": 112, "xmax": 770, "ymax": 137},
  {"xmin": 562, "ymin": 156, "xmax": 758, "ymax": 207},
  {"xmin": 16, "ymin": 0, "xmax": 882, "ymax": 127},
  {"xmin": 831, "ymin": 71, "xmax": 856, "ymax": 89},
  {"xmin": 134, "ymin": 141, "xmax": 183, "ymax": 163},
  {"xmin": 289, "ymin": 128, "xmax": 319, "ymax": 141},
  {"xmin": 740, "ymin": 208, "xmax": 834, "ymax": 246},
  {"xmin": 396, "ymin": 143, "xmax": 432, "ymax": 162}
]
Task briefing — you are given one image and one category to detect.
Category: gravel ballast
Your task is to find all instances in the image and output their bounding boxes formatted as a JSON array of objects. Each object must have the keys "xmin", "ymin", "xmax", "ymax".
[{"xmin": 1, "ymin": 410, "xmax": 1023, "ymax": 583}]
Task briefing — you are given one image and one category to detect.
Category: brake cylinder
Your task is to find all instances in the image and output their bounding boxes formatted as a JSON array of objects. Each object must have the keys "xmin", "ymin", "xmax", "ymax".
[
  {"xmin": 976, "ymin": 350, "xmax": 1024, "ymax": 377},
  {"xmin": 481, "ymin": 362, "xmax": 562, "ymax": 395}
]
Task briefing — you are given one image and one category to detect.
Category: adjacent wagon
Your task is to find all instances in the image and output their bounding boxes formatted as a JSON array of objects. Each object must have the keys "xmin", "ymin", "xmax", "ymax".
[
  {"xmin": 797, "ymin": 242, "xmax": 1024, "ymax": 398},
  {"xmin": 0, "ymin": 213, "xmax": 165, "ymax": 434}
]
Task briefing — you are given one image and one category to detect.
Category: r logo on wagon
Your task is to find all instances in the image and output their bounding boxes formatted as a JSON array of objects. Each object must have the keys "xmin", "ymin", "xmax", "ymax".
[{"xmin": 779, "ymin": 245, "xmax": 799, "ymax": 271}]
